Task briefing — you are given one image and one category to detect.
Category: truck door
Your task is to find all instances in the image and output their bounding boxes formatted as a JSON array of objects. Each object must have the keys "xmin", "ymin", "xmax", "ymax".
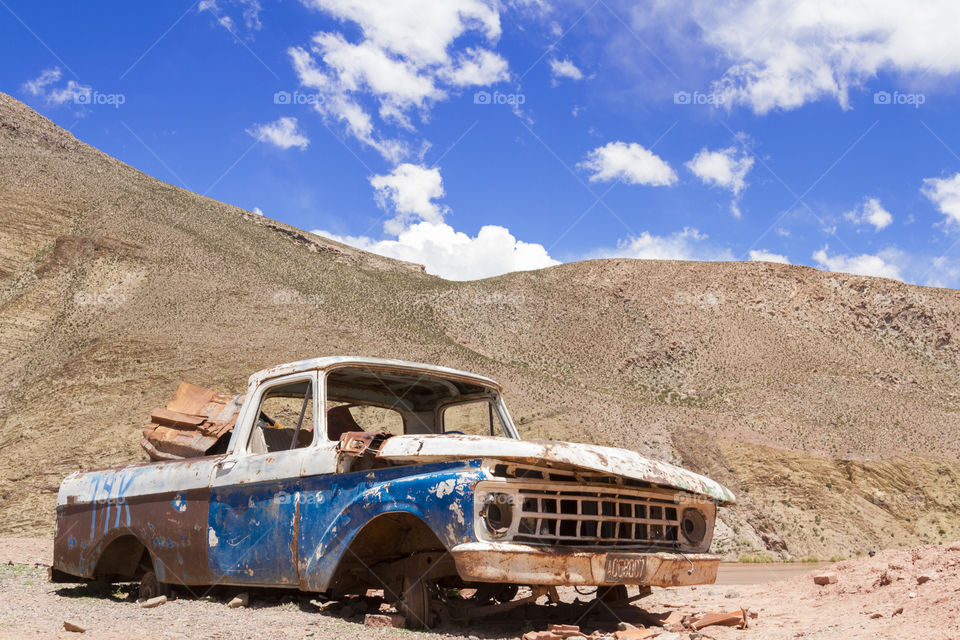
[{"xmin": 207, "ymin": 372, "xmax": 318, "ymax": 587}]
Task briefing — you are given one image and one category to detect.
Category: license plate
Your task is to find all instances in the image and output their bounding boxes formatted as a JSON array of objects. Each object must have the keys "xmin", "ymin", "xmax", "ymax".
[{"xmin": 604, "ymin": 554, "xmax": 646, "ymax": 582}]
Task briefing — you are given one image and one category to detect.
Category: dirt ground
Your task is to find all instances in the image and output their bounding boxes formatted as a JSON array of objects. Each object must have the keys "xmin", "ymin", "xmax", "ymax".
[{"xmin": 3, "ymin": 538, "xmax": 958, "ymax": 640}]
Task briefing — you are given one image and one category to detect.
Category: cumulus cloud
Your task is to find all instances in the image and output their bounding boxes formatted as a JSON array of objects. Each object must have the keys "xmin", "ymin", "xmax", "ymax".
[
  {"xmin": 246, "ymin": 117, "xmax": 309, "ymax": 149},
  {"xmin": 316, "ymin": 161, "xmax": 557, "ymax": 280},
  {"xmin": 290, "ymin": 0, "xmax": 509, "ymax": 161},
  {"xmin": 844, "ymin": 197, "xmax": 893, "ymax": 231},
  {"xmin": 590, "ymin": 227, "xmax": 732, "ymax": 261},
  {"xmin": 685, "ymin": 142, "xmax": 754, "ymax": 217},
  {"xmin": 812, "ymin": 246, "xmax": 902, "ymax": 280},
  {"xmin": 370, "ymin": 163, "xmax": 449, "ymax": 234},
  {"xmin": 314, "ymin": 221, "xmax": 558, "ymax": 280},
  {"xmin": 21, "ymin": 67, "xmax": 91, "ymax": 106},
  {"xmin": 748, "ymin": 249, "xmax": 790, "ymax": 264},
  {"xmin": 580, "ymin": 142, "xmax": 677, "ymax": 186},
  {"xmin": 549, "ymin": 58, "xmax": 584, "ymax": 83},
  {"xmin": 922, "ymin": 172, "xmax": 960, "ymax": 225},
  {"xmin": 685, "ymin": 145, "xmax": 753, "ymax": 196},
  {"xmin": 675, "ymin": 0, "xmax": 960, "ymax": 113}
]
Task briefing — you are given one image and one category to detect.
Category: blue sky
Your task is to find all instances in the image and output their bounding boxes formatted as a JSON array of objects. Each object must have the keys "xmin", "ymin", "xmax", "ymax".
[{"xmin": 4, "ymin": 1, "xmax": 960, "ymax": 285}]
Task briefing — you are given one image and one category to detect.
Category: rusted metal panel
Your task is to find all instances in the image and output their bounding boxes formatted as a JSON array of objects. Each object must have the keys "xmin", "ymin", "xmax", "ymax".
[
  {"xmin": 450, "ymin": 543, "xmax": 720, "ymax": 587},
  {"xmin": 377, "ymin": 435, "xmax": 736, "ymax": 504},
  {"xmin": 141, "ymin": 382, "xmax": 243, "ymax": 460}
]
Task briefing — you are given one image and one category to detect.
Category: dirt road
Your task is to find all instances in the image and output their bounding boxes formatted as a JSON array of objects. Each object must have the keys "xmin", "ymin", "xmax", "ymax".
[{"xmin": 2, "ymin": 538, "xmax": 958, "ymax": 639}]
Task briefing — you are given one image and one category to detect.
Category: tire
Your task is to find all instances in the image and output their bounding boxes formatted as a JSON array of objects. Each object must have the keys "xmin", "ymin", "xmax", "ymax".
[
  {"xmin": 397, "ymin": 577, "xmax": 431, "ymax": 628},
  {"xmin": 138, "ymin": 570, "xmax": 169, "ymax": 600}
]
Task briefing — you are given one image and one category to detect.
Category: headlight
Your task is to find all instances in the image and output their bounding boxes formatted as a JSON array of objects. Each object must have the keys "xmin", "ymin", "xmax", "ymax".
[
  {"xmin": 681, "ymin": 508, "xmax": 707, "ymax": 545},
  {"xmin": 480, "ymin": 492, "xmax": 514, "ymax": 538}
]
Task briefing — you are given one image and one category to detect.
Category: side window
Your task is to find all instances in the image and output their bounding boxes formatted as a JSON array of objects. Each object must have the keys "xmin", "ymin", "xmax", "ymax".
[
  {"xmin": 326, "ymin": 401, "xmax": 404, "ymax": 440},
  {"xmin": 442, "ymin": 400, "xmax": 503, "ymax": 436},
  {"xmin": 248, "ymin": 379, "xmax": 315, "ymax": 454}
]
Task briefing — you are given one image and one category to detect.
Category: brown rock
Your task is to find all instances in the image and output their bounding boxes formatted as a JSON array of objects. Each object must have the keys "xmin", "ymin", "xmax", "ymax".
[
  {"xmin": 547, "ymin": 624, "xmax": 582, "ymax": 638},
  {"xmin": 63, "ymin": 621, "xmax": 85, "ymax": 633},
  {"xmin": 917, "ymin": 572, "xmax": 936, "ymax": 584},
  {"xmin": 613, "ymin": 630, "xmax": 658, "ymax": 640},
  {"xmin": 813, "ymin": 572, "xmax": 838, "ymax": 585},
  {"xmin": 523, "ymin": 632, "xmax": 562, "ymax": 640},
  {"xmin": 140, "ymin": 595, "xmax": 167, "ymax": 608},
  {"xmin": 363, "ymin": 613, "xmax": 405, "ymax": 628}
]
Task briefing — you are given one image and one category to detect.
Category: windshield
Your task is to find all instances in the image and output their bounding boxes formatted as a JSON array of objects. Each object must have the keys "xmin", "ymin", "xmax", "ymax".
[{"xmin": 324, "ymin": 366, "xmax": 518, "ymax": 439}]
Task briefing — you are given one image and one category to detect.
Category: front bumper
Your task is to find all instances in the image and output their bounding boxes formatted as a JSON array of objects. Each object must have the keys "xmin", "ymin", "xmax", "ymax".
[{"xmin": 450, "ymin": 542, "xmax": 719, "ymax": 587}]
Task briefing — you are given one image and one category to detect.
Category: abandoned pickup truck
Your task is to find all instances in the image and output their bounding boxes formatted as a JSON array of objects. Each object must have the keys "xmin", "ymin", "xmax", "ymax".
[{"xmin": 53, "ymin": 356, "xmax": 734, "ymax": 625}]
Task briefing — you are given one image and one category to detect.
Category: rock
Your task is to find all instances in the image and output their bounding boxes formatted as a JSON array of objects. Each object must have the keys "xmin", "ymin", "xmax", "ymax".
[
  {"xmin": 813, "ymin": 572, "xmax": 838, "ymax": 585},
  {"xmin": 869, "ymin": 612, "xmax": 883, "ymax": 619},
  {"xmin": 227, "ymin": 592, "xmax": 249, "ymax": 608},
  {"xmin": 548, "ymin": 624, "xmax": 582, "ymax": 638},
  {"xmin": 63, "ymin": 621, "xmax": 85, "ymax": 633},
  {"xmin": 140, "ymin": 595, "xmax": 167, "ymax": 608},
  {"xmin": 947, "ymin": 541, "xmax": 960, "ymax": 552},
  {"xmin": 917, "ymin": 572, "xmax": 936, "ymax": 584},
  {"xmin": 523, "ymin": 632, "xmax": 562, "ymax": 640},
  {"xmin": 724, "ymin": 591, "xmax": 741, "ymax": 598},
  {"xmin": 893, "ymin": 607, "xmax": 904, "ymax": 616},
  {"xmin": 613, "ymin": 630, "xmax": 659, "ymax": 639},
  {"xmin": 616, "ymin": 622, "xmax": 637, "ymax": 631},
  {"xmin": 909, "ymin": 591, "xmax": 917, "ymax": 599},
  {"xmin": 363, "ymin": 613, "xmax": 405, "ymax": 628}
]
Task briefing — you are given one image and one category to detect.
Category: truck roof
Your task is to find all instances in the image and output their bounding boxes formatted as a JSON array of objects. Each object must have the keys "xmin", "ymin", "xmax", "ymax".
[{"xmin": 248, "ymin": 356, "xmax": 502, "ymax": 390}]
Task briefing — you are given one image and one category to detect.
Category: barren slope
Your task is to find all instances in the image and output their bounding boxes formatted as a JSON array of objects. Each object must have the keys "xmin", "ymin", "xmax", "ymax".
[{"xmin": 1, "ymin": 92, "xmax": 959, "ymax": 558}]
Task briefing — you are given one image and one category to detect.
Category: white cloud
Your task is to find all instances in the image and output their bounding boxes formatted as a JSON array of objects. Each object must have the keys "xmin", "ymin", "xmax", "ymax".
[
  {"xmin": 246, "ymin": 117, "xmax": 310, "ymax": 149},
  {"xmin": 549, "ymin": 58, "xmax": 584, "ymax": 83},
  {"xmin": 318, "ymin": 160, "xmax": 557, "ymax": 279},
  {"xmin": 922, "ymin": 172, "xmax": 960, "ymax": 225},
  {"xmin": 292, "ymin": 0, "xmax": 509, "ymax": 161},
  {"xmin": 844, "ymin": 197, "xmax": 893, "ymax": 231},
  {"xmin": 441, "ymin": 47, "xmax": 510, "ymax": 86},
  {"xmin": 314, "ymin": 221, "xmax": 558, "ymax": 280},
  {"xmin": 748, "ymin": 249, "xmax": 790, "ymax": 264},
  {"xmin": 812, "ymin": 246, "xmax": 902, "ymax": 280},
  {"xmin": 370, "ymin": 163, "xmax": 449, "ymax": 234},
  {"xmin": 685, "ymin": 145, "xmax": 753, "ymax": 196},
  {"xmin": 685, "ymin": 0, "xmax": 960, "ymax": 113},
  {"xmin": 251, "ymin": 207, "xmax": 264, "ymax": 215},
  {"xmin": 580, "ymin": 141, "xmax": 677, "ymax": 186},
  {"xmin": 198, "ymin": 0, "xmax": 262, "ymax": 35},
  {"xmin": 591, "ymin": 228, "xmax": 732, "ymax": 261},
  {"xmin": 22, "ymin": 67, "xmax": 91, "ymax": 106}
]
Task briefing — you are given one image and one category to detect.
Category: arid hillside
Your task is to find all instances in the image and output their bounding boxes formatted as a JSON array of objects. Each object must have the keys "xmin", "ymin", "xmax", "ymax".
[{"xmin": 1, "ymin": 92, "xmax": 959, "ymax": 558}]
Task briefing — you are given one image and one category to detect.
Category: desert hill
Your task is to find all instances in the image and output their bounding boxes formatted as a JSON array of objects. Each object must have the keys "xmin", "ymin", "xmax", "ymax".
[{"xmin": 1, "ymin": 92, "xmax": 959, "ymax": 558}]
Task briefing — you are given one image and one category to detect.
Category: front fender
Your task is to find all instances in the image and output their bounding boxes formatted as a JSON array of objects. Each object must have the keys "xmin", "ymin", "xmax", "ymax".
[{"xmin": 297, "ymin": 460, "xmax": 485, "ymax": 591}]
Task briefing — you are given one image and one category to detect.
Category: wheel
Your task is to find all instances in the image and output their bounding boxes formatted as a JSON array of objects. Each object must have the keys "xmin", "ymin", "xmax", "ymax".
[
  {"xmin": 597, "ymin": 584, "xmax": 629, "ymax": 604},
  {"xmin": 138, "ymin": 570, "xmax": 169, "ymax": 600},
  {"xmin": 397, "ymin": 577, "xmax": 431, "ymax": 628}
]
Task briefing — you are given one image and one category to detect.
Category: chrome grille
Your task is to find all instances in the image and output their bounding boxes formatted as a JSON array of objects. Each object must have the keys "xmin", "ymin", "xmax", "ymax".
[{"xmin": 511, "ymin": 485, "xmax": 681, "ymax": 549}]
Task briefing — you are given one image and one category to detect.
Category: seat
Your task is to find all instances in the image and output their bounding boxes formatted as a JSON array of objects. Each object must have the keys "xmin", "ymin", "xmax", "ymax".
[{"xmin": 327, "ymin": 405, "xmax": 364, "ymax": 440}]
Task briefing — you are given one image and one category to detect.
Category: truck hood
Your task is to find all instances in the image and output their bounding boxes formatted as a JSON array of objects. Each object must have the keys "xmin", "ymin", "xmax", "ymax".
[{"xmin": 376, "ymin": 434, "xmax": 735, "ymax": 505}]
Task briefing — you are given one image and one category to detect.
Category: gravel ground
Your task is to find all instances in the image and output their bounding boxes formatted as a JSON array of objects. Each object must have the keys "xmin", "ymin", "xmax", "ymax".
[{"xmin": 3, "ymin": 538, "xmax": 959, "ymax": 639}]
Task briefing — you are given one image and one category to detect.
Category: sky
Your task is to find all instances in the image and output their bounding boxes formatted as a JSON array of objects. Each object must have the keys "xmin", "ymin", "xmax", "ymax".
[{"xmin": 3, "ymin": 1, "xmax": 960, "ymax": 286}]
